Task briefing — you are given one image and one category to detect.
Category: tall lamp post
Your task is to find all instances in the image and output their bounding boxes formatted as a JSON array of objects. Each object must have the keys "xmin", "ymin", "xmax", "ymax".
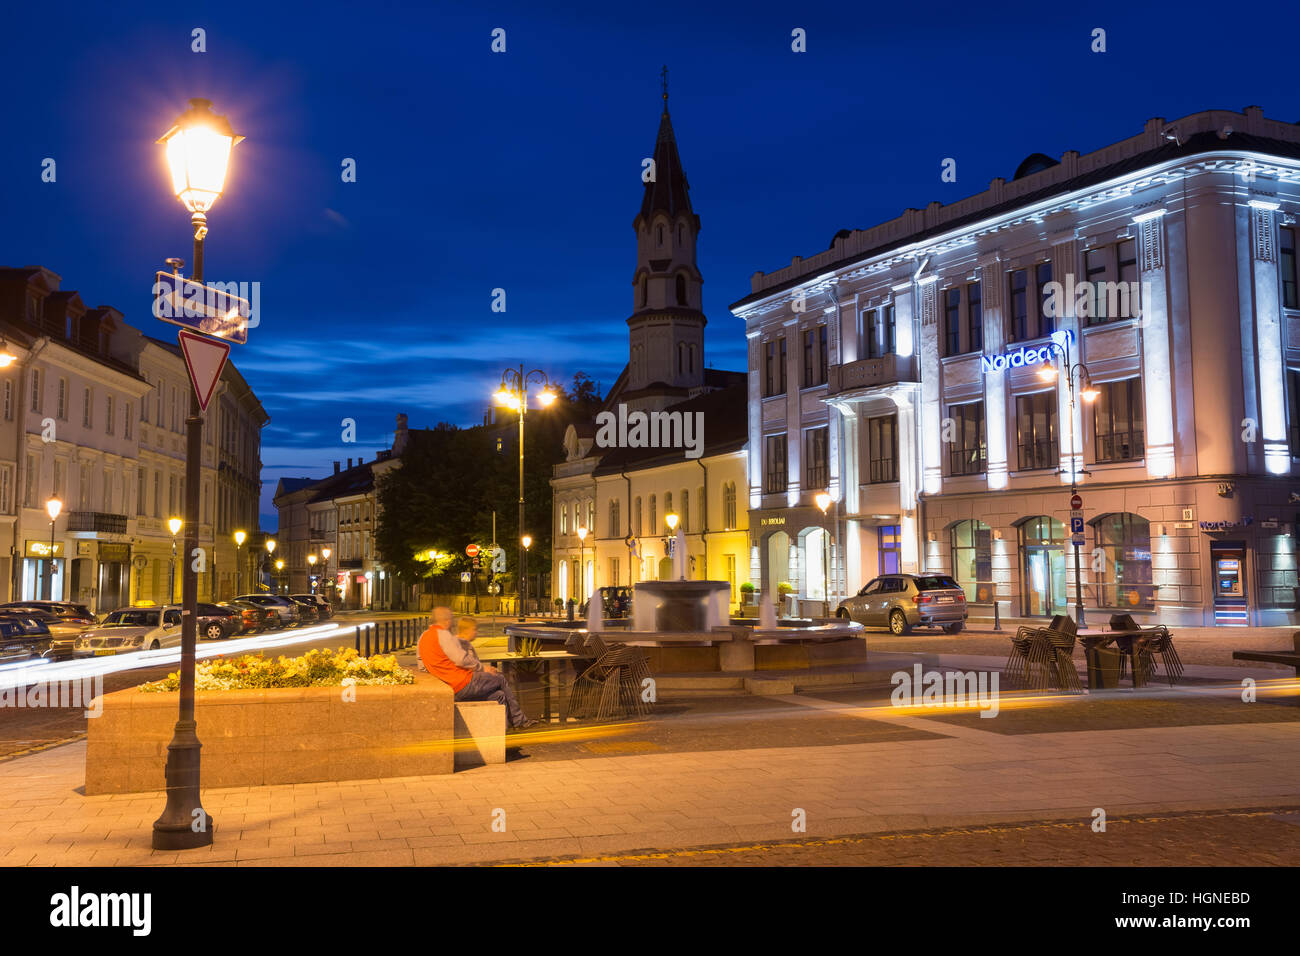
[
  {"xmin": 167, "ymin": 517, "xmax": 183, "ymax": 604},
  {"xmin": 307, "ymin": 553, "xmax": 318, "ymax": 594},
  {"xmin": 275, "ymin": 559, "xmax": 284, "ymax": 593},
  {"xmin": 520, "ymin": 535, "xmax": 532, "ymax": 616},
  {"xmin": 265, "ymin": 538, "xmax": 276, "ymax": 592},
  {"xmin": 493, "ymin": 367, "xmax": 557, "ymax": 621},
  {"xmin": 815, "ymin": 491, "xmax": 834, "ymax": 614},
  {"xmin": 44, "ymin": 497, "xmax": 62, "ymax": 601},
  {"xmin": 233, "ymin": 529, "xmax": 246, "ymax": 596},
  {"xmin": 665, "ymin": 512, "xmax": 680, "ymax": 579},
  {"xmin": 321, "ymin": 546, "xmax": 332, "ymax": 606},
  {"xmin": 1039, "ymin": 335, "xmax": 1100, "ymax": 628},
  {"xmin": 576, "ymin": 526, "xmax": 588, "ymax": 603},
  {"xmin": 152, "ymin": 96, "xmax": 241, "ymax": 851}
]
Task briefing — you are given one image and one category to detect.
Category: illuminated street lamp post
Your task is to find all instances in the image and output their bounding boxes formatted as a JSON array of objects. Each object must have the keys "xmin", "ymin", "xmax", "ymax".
[
  {"xmin": 307, "ymin": 553, "xmax": 318, "ymax": 594},
  {"xmin": 233, "ymin": 529, "xmax": 246, "ymax": 596},
  {"xmin": 815, "ymin": 492, "xmax": 834, "ymax": 614},
  {"xmin": 321, "ymin": 546, "xmax": 332, "ymax": 605},
  {"xmin": 520, "ymin": 535, "xmax": 532, "ymax": 616},
  {"xmin": 152, "ymin": 97, "xmax": 241, "ymax": 851},
  {"xmin": 665, "ymin": 512, "xmax": 680, "ymax": 579},
  {"xmin": 493, "ymin": 366, "xmax": 558, "ymax": 620},
  {"xmin": 265, "ymin": 538, "xmax": 276, "ymax": 592},
  {"xmin": 1039, "ymin": 336, "xmax": 1100, "ymax": 628},
  {"xmin": 44, "ymin": 497, "xmax": 62, "ymax": 601},
  {"xmin": 168, "ymin": 517, "xmax": 183, "ymax": 604},
  {"xmin": 576, "ymin": 526, "xmax": 588, "ymax": 602},
  {"xmin": 275, "ymin": 559, "xmax": 284, "ymax": 593}
]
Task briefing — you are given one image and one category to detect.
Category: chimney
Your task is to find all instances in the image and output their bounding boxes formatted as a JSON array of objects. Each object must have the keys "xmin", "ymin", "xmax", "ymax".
[
  {"xmin": 333, "ymin": 461, "xmax": 340, "ymax": 474},
  {"xmin": 393, "ymin": 412, "xmax": 410, "ymax": 456},
  {"xmin": 346, "ymin": 457, "xmax": 353, "ymax": 469}
]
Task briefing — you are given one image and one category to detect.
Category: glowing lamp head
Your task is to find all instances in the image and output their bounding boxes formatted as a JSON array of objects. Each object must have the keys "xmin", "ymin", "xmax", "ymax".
[
  {"xmin": 521, "ymin": 535, "xmax": 532, "ymax": 549},
  {"xmin": 1038, "ymin": 365, "xmax": 1059, "ymax": 382},
  {"xmin": 168, "ymin": 517, "xmax": 183, "ymax": 536},
  {"xmin": 538, "ymin": 388, "xmax": 557, "ymax": 407},
  {"xmin": 1081, "ymin": 385, "xmax": 1101, "ymax": 403},
  {"xmin": 0, "ymin": 341, "xmax": 15, "ymax": 368},
  {"xmin": 665, "ymin": 513, "xmax": 679, "ymax": 532},
  {"xmin": 265, "ymin": 538, "xmax": 276, "ymax": 554},
  {"xmin": 158, "ymin": 98, "xmax": 243, "ymax": 214},
  {"xmin": 576, "ymin": 526, "xmax": 588, "ymax": 542},
  {"xmin": 321, "ymin": 547, "xmax": 331, "ymax": 560},
  {"xmin": 234, "ymin": 529, "xmax": 246, "ymax": 547},
  {"xmin": 814, "ymin": 492, "xmax": 832, "ymax": 514},
  {"xmin": 275, "ymin": 559, "xmax": 284, "ymax": 571},
  {"xmin": 308, "ymin": 554, "xmax": 317, "ymax": 566},
  {"xmin": 45, "ymin": 497, "xmax": 62, "ymax": 521}
]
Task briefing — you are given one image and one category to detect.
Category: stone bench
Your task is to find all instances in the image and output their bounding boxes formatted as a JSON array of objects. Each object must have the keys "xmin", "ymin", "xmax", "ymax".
[{"xmin": 453, "ymin": 700, "xmax": 506, "ymax": 768}]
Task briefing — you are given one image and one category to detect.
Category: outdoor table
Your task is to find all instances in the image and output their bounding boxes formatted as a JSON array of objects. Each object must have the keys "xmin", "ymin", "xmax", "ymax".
[
  {"xmin": 475, "ymin": 649, "xmax": 592, "ymax": 723},
  {"xmin": 1078, "ymin": 630, "xmax": 1153, "ymax": 688}
]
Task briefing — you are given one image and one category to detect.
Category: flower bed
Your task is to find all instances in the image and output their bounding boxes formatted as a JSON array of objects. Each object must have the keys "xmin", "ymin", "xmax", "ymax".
[{"xmin": 139, "ymin": 647, "xmax": 413, "ymax": 693}]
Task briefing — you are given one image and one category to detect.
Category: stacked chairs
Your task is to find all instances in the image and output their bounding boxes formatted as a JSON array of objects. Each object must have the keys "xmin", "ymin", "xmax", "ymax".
[
  {"xmin": 1005, "ymin": 615, "xmax": 1082, "ymax": 693},
  {"xmin": 568, "ymin": 631, "xmax": 655, "ymax": 721}
]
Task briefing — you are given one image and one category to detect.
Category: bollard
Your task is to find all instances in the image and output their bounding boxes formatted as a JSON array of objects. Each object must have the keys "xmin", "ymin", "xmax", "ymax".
[
  {"xmin": 993, "ymin": 600, "xmax": 1002, "ymax": 632},
  {"xmin": 364, "ymin": 624, "xmax": 371, "ymax": 657},
  {"xmin": 355, "ymin": 625, "xmax": 362, "ymax": 654}
]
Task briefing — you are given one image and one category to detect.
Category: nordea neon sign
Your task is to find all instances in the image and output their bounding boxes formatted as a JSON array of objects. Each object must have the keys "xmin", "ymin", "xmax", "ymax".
[{"xmin": 980, "ymin": 330, "xmax": 1075, "ymax": 374}]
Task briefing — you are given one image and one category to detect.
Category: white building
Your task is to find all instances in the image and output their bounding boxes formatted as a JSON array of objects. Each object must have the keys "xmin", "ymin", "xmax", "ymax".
[{"xmin": 731, "ymin": 106, "xmax": 1298, "ymax": 627}]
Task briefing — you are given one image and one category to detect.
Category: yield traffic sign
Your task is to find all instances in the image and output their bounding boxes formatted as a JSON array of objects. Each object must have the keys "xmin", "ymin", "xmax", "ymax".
[{"xmin": 177, "ymin": 329, "xmax": 231, "ymax": 413}]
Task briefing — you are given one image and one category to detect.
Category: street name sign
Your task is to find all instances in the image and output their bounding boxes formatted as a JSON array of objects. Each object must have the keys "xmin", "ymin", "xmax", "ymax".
[
  {"xmin": 153, "ymin": 272, "xmax": 250, "ymax": 344},
  {"xmin": 177, "ymin": 329, "xmax": 231, "ymax": 413}
]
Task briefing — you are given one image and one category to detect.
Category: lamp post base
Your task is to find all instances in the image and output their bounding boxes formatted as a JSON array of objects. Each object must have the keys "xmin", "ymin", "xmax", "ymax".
[{"xmin": 151, "ymin": 719, "xmax": 214, "ymax": 850}]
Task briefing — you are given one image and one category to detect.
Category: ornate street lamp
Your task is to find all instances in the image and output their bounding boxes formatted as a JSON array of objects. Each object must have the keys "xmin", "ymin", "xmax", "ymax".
[
  {"xmin": 44, "ymin": 497, "xmax": 62, "ymax": 601},
  {"xmin": 815, "ymin": 492, "xmax": 834, "ymax": 612},
  {"xmin": 576, "ymin": 526, "xmax": 588, "ymax": 602},
  {"xmin": 233, "ymin": 529, "xmax": 246, "ymax": 596},
  {"xmin": 0, "ymin": 337, "xmax": 16, "ymax": 368},
  {"xmin": 520, "ymin": 535, "xmax": 532, "ymax": 616},
  {"xmin": 307, "ymin": 553, "xmax": 318, "ymax": 594},
  {"xmin": 167, "ymin": 517, "xmax": 183, "ymax": 604},
  {"xmin": 493, "ymin": 366, "xmax": 558, "ymax": 620},
  {"xmin": 152, "ymin": 97, "xmax": 240, "ymax": 851},
  {"xmin": 320, "ymin": 546, "xmax": 332, "ymax": 604}
]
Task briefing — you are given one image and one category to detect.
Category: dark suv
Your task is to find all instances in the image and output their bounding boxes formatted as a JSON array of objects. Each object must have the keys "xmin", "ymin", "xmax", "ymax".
[
  {"xmin": 290, "ymin": 594, "xmax": 332, "ymax": 620},
  {"xmin": 0, "ymin": 615, "xmax": 54, "ymax": 663}
]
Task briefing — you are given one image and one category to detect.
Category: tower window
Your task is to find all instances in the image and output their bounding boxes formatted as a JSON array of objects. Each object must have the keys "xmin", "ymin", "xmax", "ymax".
[
  {"xmin": 675, "ymin": 274, "xmax": 687, "ymax": 305},
  {"xmin": 641, "ymin": 276, "xmax": 647, "ymax": 307},
  {"xmin": 677, "ymin": 224, "xmax": 683, "ymax": 244},
  {"xmin": 657, "ymin": 225, "xmax": 664, "ymax": 245}
]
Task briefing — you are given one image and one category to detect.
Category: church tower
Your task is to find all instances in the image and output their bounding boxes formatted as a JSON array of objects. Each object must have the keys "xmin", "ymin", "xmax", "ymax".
[{"xmin": 624, "ymin": 69, "xmax": 706, "ymax": 411}]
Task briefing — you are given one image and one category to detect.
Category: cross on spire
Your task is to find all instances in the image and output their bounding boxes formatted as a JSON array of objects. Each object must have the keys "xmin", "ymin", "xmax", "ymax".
[{"xmin": 661, "ymin": 65, "xmax": 669, "ymax": 113}]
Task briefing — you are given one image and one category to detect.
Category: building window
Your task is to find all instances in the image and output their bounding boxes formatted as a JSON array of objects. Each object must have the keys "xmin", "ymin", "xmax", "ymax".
[
  {"xmin": 105, "ymin": 394, "xmax": 115, "ymax": 435},
  {"xmin": 1281, "ymin": 227, "xmax": 1298, "ymax": 309},
  {"xmin": 560, "ymin": 502, "xmax": 568, "ymax": 535},
  {"xmin": 54, "ymin": 460, "xmax": 65, "ymax": 497},
  {"xmin": 725, "ymin": 553, "xmax": 737, "ymax": 600},
  {"xmin": 967, "ymin": 282, "xmax": 983, "ymax": 353},
  {"xmin": 649, "ymin": 494, "xmax": 657, "ymax": 533},
  {"xmin": 136, "ymin": 468, "xmax": 145, "ymax": 516},
  {"xmin": 862, "ymin": 304, "xmax": 896, "ymax": 360},
  {"xmin": 24, "ymin": 454, "xmax": 38, "ymax": 507},
  {"xmin": 634, "ymin": 496, "xmax": 642, "ymax": 536},
  {"xmin": 805, "ymin": 426, "xmax": 829, "ymax": 490},
  {"xmin": 681, "ymin": 489, "xmax": 689, "ymax": 532},
  {"xmin": 29, "ymin": 369, "xmax": 40, "ymax": 414},
  {"xmin": 82, "ymin": 387, "xmax": 93, "ymax": 428},
  {"xmin": 1008, "ymin": 269, "xmax": 1028, "ymax": 342},
  {"xmin": 609, "ymin": 499, "xmax": 620, "ymax": 538},
  {"xmin": 586, "ymin": 501, "xmax": 595, "ymax": 532},
  {"xmin": 675, "ymin": 273, "xmax": 687, "ymax": 305},
  {"xmin": 1016, "ymin": 391, "xmax": 1059, "ymax": 471},
  {"xmin": 57, "ymin": 378, "xmax": 67, "ymax": 420},
  {"xmin": 2, "ymin": 381, "xmax": 10, "ymax": 421},
  {"xmin": 1083, "ymin": 239, "xmax": 1141, "ymax": 326},
  {"xmin": 153, "ymin": 471, "xmax": 160, "ymax": 518},
  {"xmin": 1035, "ymin": 262, "xmax": 1054, "ymax": 336},
  {"xmin": 943, "ymin": 288, "xmax": 961, "ymax": 357},
  {"xmin": 867, "ymin": 415, "xmax": 898, "ymax": 484},
  {"xmin": 764, "ymin": 338, "xmax": 787, "ymax": 397},
  {"xmin": 802, "ymin": 326, "xmax": 828, "ymax": 388},
  {"xmin": 1289, "ymin": 369, "xmax": 1300, "ymax": 458},
  {"xmin": 723, "ymin": 482, "xmax": 737, "ymax": 529},
  {"xmin": 946, "ymin": 401, "xmax": 986, "ymax": 475},
  {"xmin": 1094, "ymin": 513, "xmax": 1153, "ymax": 609},
  {"xmin": 950, "ymin": 519, "xmax": 992, "ymax": 602},
  {"xmin": 1093, "ymin": 378, "xmax": 1145, "ymax": 463},
  {"xmin": 878, "ymin": 525, "xmax": 901, "ymax": 575},
  {"xmin": 764, "ymin": 434, "xmax": 788, "ymax": 494}
]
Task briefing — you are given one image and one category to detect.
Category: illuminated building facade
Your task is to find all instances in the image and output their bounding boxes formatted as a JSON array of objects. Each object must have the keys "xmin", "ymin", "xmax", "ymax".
[{"xmin": 732, "ymin": 106, "xmax": 1298, "ymax": 626}]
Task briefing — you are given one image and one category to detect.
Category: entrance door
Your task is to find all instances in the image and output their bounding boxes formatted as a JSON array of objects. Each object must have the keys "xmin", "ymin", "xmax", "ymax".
[
  {"xmin": 1020, "ymin": 516, "xmax": 1067, "ymax": 617},
  {"xmin": 98, "ymin": 561, "xmax": 126, "ymax": 613}
]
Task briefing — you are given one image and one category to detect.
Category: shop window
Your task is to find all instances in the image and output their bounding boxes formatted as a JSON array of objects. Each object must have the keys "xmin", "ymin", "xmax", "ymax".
[
  {"xmin": 1257, "ymin": 532, "xmax": 1299, "ymax": 609},
  {"xmin": 1093, "ymin": 378, "xmax": 1145, "ymax": 463},
  {"xmin": 1093, "ymin": 513, "xmax": 1153, "ymax": 609},
  {"xmin": 950, "ymin": 520, "xmax": 991, "ymax": 602}
]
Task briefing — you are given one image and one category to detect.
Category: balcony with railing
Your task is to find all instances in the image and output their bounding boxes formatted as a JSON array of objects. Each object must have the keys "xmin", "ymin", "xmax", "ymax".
[
  {"xmin": 826, "ymin": 354, "xmax": 918, "ymax": 396},
  {"xmin": 66, "ymin": 512, "xmax": 128, "ymax": 535}
]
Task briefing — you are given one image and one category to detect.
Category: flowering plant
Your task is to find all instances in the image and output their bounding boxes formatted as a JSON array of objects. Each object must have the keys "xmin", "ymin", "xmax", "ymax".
[{"xmin": 139, "ymin": 647, "xmax": 414, "ymax": 693}]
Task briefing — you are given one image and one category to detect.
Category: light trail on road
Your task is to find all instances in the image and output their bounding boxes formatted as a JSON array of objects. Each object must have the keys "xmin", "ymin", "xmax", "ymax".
[{"xmin": 0, "ymin": 621, "xmax": 377, "ymax": 691}]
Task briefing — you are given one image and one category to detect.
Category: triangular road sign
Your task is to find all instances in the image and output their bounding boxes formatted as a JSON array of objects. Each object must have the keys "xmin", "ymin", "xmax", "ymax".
[{"xmin": 178, "ymin": 329, "xmax": 231, "ymax": 413}]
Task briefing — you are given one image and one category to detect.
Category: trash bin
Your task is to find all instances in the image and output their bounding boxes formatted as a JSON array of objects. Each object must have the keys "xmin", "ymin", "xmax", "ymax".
[
  {"xmin": 566, "ymin": 598, "xmax": 575, "ymax": 622},
  {"xmin": 1085, "ymin": 644, "xmax": 1122, "ymax": 689}
]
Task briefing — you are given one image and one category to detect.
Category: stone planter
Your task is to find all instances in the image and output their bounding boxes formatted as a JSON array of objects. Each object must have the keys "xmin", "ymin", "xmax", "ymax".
[{"xmin": 86, "ymin": 672, "xmax": 454, "ymax": 795}]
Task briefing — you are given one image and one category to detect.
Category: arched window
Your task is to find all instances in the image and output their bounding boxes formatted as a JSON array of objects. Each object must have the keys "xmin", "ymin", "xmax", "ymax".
[
  {"xmin": 657, "ymin": 225, "xmax": 664, "ymax": 245},
  {"xmin": 560, "ymin": 503, "xmax": 568, "ymax": 535},
  {"xmin": 634, "ymin": 497, "xmax": 642, "ymax": 536},
  {"xmin": 1094, "ymin": 513, "xmax": 1153, "ymax": 609},
  {"xmin": 609, "ymin": 499, "xmax": 621, "ymax": 538},
  {"xmin": 641, "ymin": 276, "xmax": 647, "ymax": 307},
  {"xmin": 950, "ymin": 519, "xmax": 991, "ymax": 602},
  {"xmin": 677, "ymin": 343, "xmax": 685, "ymax": 374},
  {"xmin": 681, "ymin": 489, "xmax": 689, "ymax": 532},
  {"xmin": 723, "ymin": 482, "xmax": 737, "ymax": 529},
  {"xmin": 677, "ymin": 224, "xmax": 683, "ymax": 244},
  {"xmin": 649, "ymin": 494, "xmax": 657, "ymax": 533},
  {"xmin": 689, "ymin": 344, "xmax": 696, "ymax": 373},
  {"xmin": 675, "ymin": 274, "xmax": 687, "ymax": 305},
  {"xmin": 664, "ymin": 492, "xmax": 673, "ymax": 524}
]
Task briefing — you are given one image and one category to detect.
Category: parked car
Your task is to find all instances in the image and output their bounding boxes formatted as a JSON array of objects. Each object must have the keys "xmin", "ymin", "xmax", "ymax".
[
  {"xmin": 72, "ymin": 606, "xmax": 183, "ymax": 657},
  {"xmin": 290, "ymin": 594, "xmax": 332, "ymax": 620},
  {"xmin": 0, "ymin": 606, "xmax": 88, "ymax": 659},
  {"xmin": 287, "ymin": 596, "xmax": 319, "ymax": 624},
  {"xmin": 220, "ymin": 600, "xmax": 274, "ymax": 634},
  {"xmin": 196, "ymin": 603, "xmax": 243, "ymax": 640},
  {"xmin": 0, "ymin": 600, "xmax": 96, "ymax": 628},
  {"xmin": 0, "ymin": 615, "xmax": 54, "ymax": 663},
  {"xmin": 233, "ymin": 594, "xmax": 301, "ymax": 627},
  {"xmin": 836, "ymin": 573, "xmax": 968, "ymax": 635}
]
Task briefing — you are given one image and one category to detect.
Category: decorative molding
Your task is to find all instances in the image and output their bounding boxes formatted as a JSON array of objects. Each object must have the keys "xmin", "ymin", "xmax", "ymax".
[
  {"xmin": 1138, "ymin": 215, "xmax": 1165, "ymax": 272},
  {"xmin": 1252, "ymin": 206, "xmax": 1276, "ymax": 262}
]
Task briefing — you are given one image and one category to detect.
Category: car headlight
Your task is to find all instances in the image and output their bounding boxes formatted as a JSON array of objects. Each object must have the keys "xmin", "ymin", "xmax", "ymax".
[{"xmin": 131, "ymin": 635, "xmax": 145, "ymax": 646}]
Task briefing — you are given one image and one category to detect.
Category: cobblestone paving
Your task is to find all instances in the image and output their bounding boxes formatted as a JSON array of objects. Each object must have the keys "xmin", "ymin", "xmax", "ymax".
[{"xmin": 504, "ymin": 808, "xmax": 1300, "ymax": 866}]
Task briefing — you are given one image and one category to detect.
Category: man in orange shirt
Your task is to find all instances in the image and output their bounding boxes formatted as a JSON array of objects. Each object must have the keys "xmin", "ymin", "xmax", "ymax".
[{"xmin": 419, "ymin": 607, "xmax": 534, "ymax": 729}]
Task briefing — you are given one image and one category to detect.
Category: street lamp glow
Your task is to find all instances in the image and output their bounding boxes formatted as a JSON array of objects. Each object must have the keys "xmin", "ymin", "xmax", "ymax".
[
  {"xmin": 168, "ymin": 517, "xmax": 183, "ymax": 537},
  {"xmin": 265, "ymin": 538, "xmax": 276, "ymax": 555},
  {"xmin": 521, "ymin": 535, "xmax": 532, "ymax": 549},
  {"xmin": 1081, "ymin": 383, "xmax": 1101, "ymax": 402},
  {"xmin": 538, "ymin": 388, "xmax": 558, "ymax": 407},
  {"xmin": 0, "ymin": 339, "xmax": 15, "ymax": 368},
  {"xmin": 46, "ymin": 497, "xmax": 63, "ymax": 522},
  {"xmin": 275, "ymin": 559, "xmax": 284, "ymax": 570},
  {"xmin": 157, "ymin": 98, "xmax": 243, "ymax": 215},
  {"xmin": 814, "ymin": 492, "xmax": 832, "ymax": 514},
  {"xmin": 1038, "ymin": 365, "xmax": 1059, "ymax": 382},
  {"xmin": 307, "ymin": 554, "xmax": 317, "ymax": 567},
  {"xmin": 576, "ymin": 526, "xmax": 588, "ymax": 542},
  {"xmin": 321, "ymin": 547, "xmax": 331, "ymax": 561},
  {"xmin": 233, "ymin": 529, "xmax": 246, "ymax": 547},
  {"xmin": 665, "ymin": 512, "xmax": 679, "ymax": 532}
]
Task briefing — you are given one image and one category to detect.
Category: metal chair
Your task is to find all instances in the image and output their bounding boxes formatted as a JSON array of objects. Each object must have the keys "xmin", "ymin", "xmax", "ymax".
[{"xmin": 568, "ymin": 632, "xmax": 653, "ymax": 721}]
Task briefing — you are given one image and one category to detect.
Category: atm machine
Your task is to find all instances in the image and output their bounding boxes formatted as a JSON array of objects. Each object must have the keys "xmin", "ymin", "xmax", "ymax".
[{"xmin": 1211, "ymin": 542, "xmax": 1248, "ymax": 626}]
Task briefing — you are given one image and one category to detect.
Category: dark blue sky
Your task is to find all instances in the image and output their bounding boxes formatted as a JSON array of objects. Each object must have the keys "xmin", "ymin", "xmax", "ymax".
[{"xmin": 2, "ymin": 0, "xmax": 1296, "ymax": 527}]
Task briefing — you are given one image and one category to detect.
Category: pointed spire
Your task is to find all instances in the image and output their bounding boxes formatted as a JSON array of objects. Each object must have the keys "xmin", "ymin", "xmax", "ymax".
[{"xmin": 639, "ymin": 68, "xmax": 692, "ymax": 222}]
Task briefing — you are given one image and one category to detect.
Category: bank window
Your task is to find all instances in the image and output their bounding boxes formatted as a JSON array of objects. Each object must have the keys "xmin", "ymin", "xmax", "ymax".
[
  {"xmin": 764, "ymin": 338, "xmax": 787, "ymax": 397},
  {"xmin": 1016, "ymin": 391, "xmax": 1059, "ymax": 471},
  {"xmin": 868, "ymin": 415, "xmax": 898, "ymax": 484},
  {"xmin": 878, "ymin": 525, "xmax": 901, "ymax": 575},
  {"xmin": 1282, "ymin": 227, "xmax": 1298, "ymax": 310},
  {"xmin": 1288, "ymin": 369, "xmax": 1300, "ymax": 458},
  {"xmin": 1008, "ymin": 270, "xmax": 1029, "ymax": 341},
  {"xmin": 950, "ymin": 519, "xmax": 991, "ymax": 602},
  {"xmin": 967, "ymin": 282, "xmax": 983, "ymax": 353},
  {"xmin": 946, "ymin": 401, "xmax": 986, "ymax": 476},
  {"xmin": 764, "ymin": 434, "xmax": 788, "ymax": 494},
  {"xmin": 805, "ymin": 426, "xmax": 829, "ymax": 491},
  {"xmin": 943, "ymin": 288, "xmax": 961, "ymax": 357},
  {"xmin": 1093, "ymin": 378, "xmax": 1145, "ymax": 463},
  {"xmin": 802, "ymin": 325, "xmax": 828, "ymax": 388},
  {"xmin": 1094, "ymin": 512, "xmax": 1153, "ymax": 609},
  {"xmin": 1035, "ymin": 262, "xmax": 1054, "ymax": 336},
  {"xmin": 863, "ymin": 304, "xmax": 895, "ymax": 360}
]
